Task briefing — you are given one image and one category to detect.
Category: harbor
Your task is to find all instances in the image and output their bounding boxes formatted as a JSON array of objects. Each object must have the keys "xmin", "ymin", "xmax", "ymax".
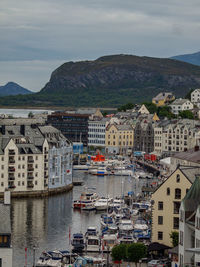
[{"xmin": 11, "ymin": 165, "xmax": 157, "ymax": 267}]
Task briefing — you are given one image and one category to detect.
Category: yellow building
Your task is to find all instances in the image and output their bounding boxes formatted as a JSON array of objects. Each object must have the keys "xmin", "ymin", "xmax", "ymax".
[
  {"xmin": 152, "ymin": 92, "xmax": 175, "ymax": 107},
  {"xmin": 105, "ymin": 124, "xmax": 134, "ymax": 154},
  {"xmin": 151, "ymin": 166, "xmax": 200, "ymax": 246}
]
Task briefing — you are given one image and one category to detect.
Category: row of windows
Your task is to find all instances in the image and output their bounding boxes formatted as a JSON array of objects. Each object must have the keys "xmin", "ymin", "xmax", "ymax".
[
  {"xmin": 88, "ymin": 134, "xmax": 105, "ymax": 138},
  {"xmin": 89, "ymin": 124, "xmax": 105, "ymax": 127},
  {"xmin": 1, "ymin": 180, "xmax": 38, "ymax": 187},
  {"xmin": 88, "ymin": 128, "xmax": 105, "ymax": 133},
  {"xmin": 108, "ymin": 141, "xmax": 132, "ymax": 146},
  {"xmin": 1, "ymin": 172, "xmax": 39, "ymax": 179},
  {"xmin": 108, "ymin": 135, "xmax": 133, "ymax": 139},
  {"xmin": 88, "ymin": 140, "xmax": 105, "ymax": 144}
]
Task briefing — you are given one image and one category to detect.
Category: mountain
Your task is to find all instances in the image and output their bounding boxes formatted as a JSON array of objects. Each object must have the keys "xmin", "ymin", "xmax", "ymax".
[
  {"xmin": 0, "ymin": 82, "xmax": 32, "ymax": 96},
  {"xmin": 1, "ymin": 54, "xmax": 200, "ymax": 107},
  {"xmin": 171, "ymin": 51, "xmax": 200, "ymax": 66}
]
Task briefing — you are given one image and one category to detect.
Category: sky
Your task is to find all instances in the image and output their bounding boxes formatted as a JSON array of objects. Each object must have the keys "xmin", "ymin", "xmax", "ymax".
[{"xmin": 1, "ymin": 0, "xmax": 200, "ymax": 92}]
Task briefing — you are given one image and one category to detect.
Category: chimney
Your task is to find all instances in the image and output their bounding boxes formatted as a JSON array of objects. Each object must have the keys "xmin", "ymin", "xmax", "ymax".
[
  {"xmin": 1, "ymin": 125, "xmax": 5, "ymax": 135},
  {"xmin": 20, "ymin": 125, "xmax": 25, "ymax": 135},
  {"xmin": 4, "ymin": 190, "xmax": 11, "ymax": 205},
  {"xmin": 194, "ymin": 145, "xmax": 199, "ymax": 152}
]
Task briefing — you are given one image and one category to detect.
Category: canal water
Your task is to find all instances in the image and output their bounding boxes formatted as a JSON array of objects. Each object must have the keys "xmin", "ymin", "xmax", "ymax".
[{"xmin": 11, "ymin": 171, "xmax": 150, "ymax": 267}]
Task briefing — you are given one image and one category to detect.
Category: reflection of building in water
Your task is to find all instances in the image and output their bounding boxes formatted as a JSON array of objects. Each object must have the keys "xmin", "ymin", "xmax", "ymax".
[
  {"xmin": 0, "ymin": 191, "xmax": 12, "ymax": 267},
  {"xmin": 11, "ymin": 198, "xmax": 47, "ymax": 248}
]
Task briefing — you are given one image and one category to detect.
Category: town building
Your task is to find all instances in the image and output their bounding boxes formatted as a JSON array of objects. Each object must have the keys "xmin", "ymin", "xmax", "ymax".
[
  {"xmin": 0, "ymin": 191, "xmax": 12, "ymax": 267},
  {"xmin": 134, "ymin": 119, "xmax": 154, "ymax": 153},
  {"xmin": 154, "ymin": 119, "xmax": 200, "ymax": 156},
  {"xmin": 191, "ymin": 88, "xmax": 200, "ymax": 104},
  {"xmin": 151, "ymin": 166, "xmax": 200, "ymax": 247},
  {"xmin": 179, "ymin": 175, "xmax": 200, "ymax": 267},
  {"xmin": 170, "ymin": 98, "xmax": 194, "ymax": 115},
  {"xmin": 88, "ymin": 118, "xmax": 110, "ymax": 149},
  {"xmin": 138, "ymin": 104, "xmax": 150, "ymax": 114},
  {"xmin": 47, "ymin": 112, "xmax": 90, "ymax": 146},
  {"xmin": 105, "ymin": 124, "xmax": 134, "ymax": 155},
  {"xmin": 0, "ymin": 124, "xmax": 72, "ymax": 195},
  {"xmin": 152, "ymin": 92, "xmax": 175, "ymax": 107}
]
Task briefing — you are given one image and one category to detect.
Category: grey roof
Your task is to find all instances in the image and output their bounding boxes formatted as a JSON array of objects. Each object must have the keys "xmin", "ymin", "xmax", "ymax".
[
  {"xmin": 172, "ymin": 149, "xmax": 200, "ymax": 164},
  {"xmin": 115, "ymin": 124, "xmax": 134, "ymax": 131},
  {"xmin": 183, "ymin": 175, "xmax": 200, "ymax": 212},
  {"xmin": 171, "ymin": 98, "xmax": 190, "ymax": 105},
  {"xmin": 0, "ymin": 203, "xmax": 11, "ymax": 234},
  {"xmin": 180, "ymin": 166, "xmax": 200, "ymax": 183},
  {"xmin": 153, "ymin": 92, "xmax": 173, "ymax": 101},
  {"xmin": 0, "ymin": 118, "xmax": 46, "ymax": 125}
]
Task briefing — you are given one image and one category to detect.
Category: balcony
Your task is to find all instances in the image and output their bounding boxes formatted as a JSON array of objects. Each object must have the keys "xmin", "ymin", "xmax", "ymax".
[
  {"xmin": 27, "ymin": 183, "xmax": 34, "ymax": 188},
  {"xmin": 8, "ymin": 158, "xmax": 15, "ymax": 164},
  {"xmin": 44, "ymin": 167, "xmax": 48, "ymax": 171},
  {"xmin": 27, "ymin": 174, "xmax": 34, "ymax": 180},
  {"xmin": 44, "ymin": 158, "xmax": 48, "ymax": 163},
  {"xmin": 8, "ymin": 150, "xmax": 15, "ymax": 155},
  {"xmin": 28, "ymin": 157, "xmax": 34, "ymax": 163},
  {"xmin": 8, "ymin": 184, "xmax": 16, "ymax": 189},
  {"xmin": 8, "ymin": 167, "xmax": 15, "ymax": 172},
  {"xmin": 44, "ymin": 174, "xmax": 48, "ymax": 178}
]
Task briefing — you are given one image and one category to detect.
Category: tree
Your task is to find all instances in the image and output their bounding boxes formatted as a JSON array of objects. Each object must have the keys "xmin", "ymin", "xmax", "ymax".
[
  {"xmin": 179, "ymin": 110, "xmax": 194, "ymax": 119},
  {"xmin": 157, "ymin": 106, "xmax": 175, "ymax": 119},
  {"xmin": 111, "ymin": 244, "xmax": 127, "ymax": 262},
  {"xmin": 170, "ymin": 231, "xmax": 179, "ymax": 247},
  {"xmin": 118, "ymin": 103, "xmax": 134, "ymax": 112},
  {"xmin": 127, "ymin": 243, "xmax": 147, "ymax": 265},
  {"xmin": 28, "ymin": 111, "xmax": 34, "ymax": 118},
  {"xmin": 185, "ymin": 88, "xmax": 194, "ymax": 100}
]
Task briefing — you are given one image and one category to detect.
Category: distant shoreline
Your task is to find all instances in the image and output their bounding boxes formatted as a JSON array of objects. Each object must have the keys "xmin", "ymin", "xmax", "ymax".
[{"xmin": 0, "ymin": 106, "xmax": 117, "ymax": 111}]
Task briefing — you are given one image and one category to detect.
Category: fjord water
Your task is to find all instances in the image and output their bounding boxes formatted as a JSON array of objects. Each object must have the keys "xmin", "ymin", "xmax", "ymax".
[{"xmin": 11, "ymin": 171, "xmax": 148, "ymax": 267}]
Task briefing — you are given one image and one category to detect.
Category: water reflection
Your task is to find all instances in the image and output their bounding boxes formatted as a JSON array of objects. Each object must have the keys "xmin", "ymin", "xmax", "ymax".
[{"xmin": 11, "ymin": 173, "xmax": 146, "ymax": 267}]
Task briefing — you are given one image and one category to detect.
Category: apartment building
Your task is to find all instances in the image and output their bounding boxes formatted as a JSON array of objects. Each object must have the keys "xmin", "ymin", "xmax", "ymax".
[
  {"xmin": 105, "ymin": 124, "xmax": 134, "ymax": 154},
  {"xmin": 88, "ymin": 118, "xmax": 110, "ymax": 148},
  {"xmin": 151, "ymin": 166, "xmax": 200, "ymax": 247},
  {"xmin": 0, "ymin": 124, "xmax": 72, "ymax": 194},
  {"xmin": 154, "ymin": 120, "xmax": 200, "ymax": 156},
  {"xmin": 170, "ymin": 98, "xmax": 194, "ymax": 115},
  {"xmin": 179, "ymin": 175, "xmax": 200, "ymax": 267}
]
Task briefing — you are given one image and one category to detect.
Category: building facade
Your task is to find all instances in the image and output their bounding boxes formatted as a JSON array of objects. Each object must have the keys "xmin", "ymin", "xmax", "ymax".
[
  {"xmin": 105, "ymin": 124, "xmax": 134, "ymax": 155},
  {"xmin": 88, "ymin": 118, "xmax": 109, "ymax": 148},
  {"xmin": 134, "ymin": 121, "xmax": 154, "ymax": 153},
  {"xmin": 47, "ymin": 112, "xmax": 90, "ymax": 146},
  {"xmin": 152, "ymin": 92, "xmax": 175, "ymax": 107},
  {"xmin": 191, "ymin": 88, "xmax": 200, "ymax": 104},
  {"xmin": 0, "ymin": 124, "xmax": 72, "ymax": 195},
  {"xmin": 170, "ymin": 98, "xmax": 194, "ymax": 115},
  {"xmin": 151, "ymin": 167, "xmax": 199, "ymax": 247}
]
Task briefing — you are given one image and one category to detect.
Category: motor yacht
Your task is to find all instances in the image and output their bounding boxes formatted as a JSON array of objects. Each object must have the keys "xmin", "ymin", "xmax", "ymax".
[
  {"xmin": 85, "ymin": 235, "xmax": 101, "ymax": 252},
  {"xmin": 71, "ymin": 233, "xmax": 85, "ymax": 253},
  {"xmin": 101, "ymin": 234, "xmax": 118, "ymax": 252},
  {"xmin": 73, "ymin": 192, "xmax": 99, "ymax": 209},
  {"xmin": 94, "ymin": 197, "xmax": 112, "ymax": 211}
]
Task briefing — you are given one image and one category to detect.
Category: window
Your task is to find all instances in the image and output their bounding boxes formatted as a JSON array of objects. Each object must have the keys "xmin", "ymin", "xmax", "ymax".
[
  {"xmin": 1, "ymin": 182, "xmax": 3, "ymax": 186},
  {"xmin": 18, "ymin": 156, "xmax": 21, "ymax": 160},
  {"xmin": 167, "ymin": 187, "xmax": 170, "ymax": 195},
  {"xmin": 176, "ymin": 174, "xmax": 180, "ymax": 183},
  {"xmin": 173, "ymin": 217, "xmax": 179, "ymax": 229},
  {"xmin": 1, "ymin": 174, "xmax": 3, "ymax": 178},
  {"xmin": 35, "ymin": 181, "xmax": 37, "ymax": 185},
  {"xmin": 158, "ymin": 201, "xmax": 163, "ymax": 210},
  {"xmin": 158, "ymin": 216, "xmax": 163, "ymax": 225},
  {"xmin": 36, "ymin": 156, "xmax": 38, "ymax": 160},
  {"xmin": 175, "ymin": 188, "xmax": 181, "ymax": 199},
  {"xmin": 180, "ymin": 231, "xmax": 183, "ymax": 245},
  {"xmin": 173, "ymin": 201, "xmax": 180, "ymax": 215},
  {"xmin": 22, "ymin": 181, "xmax": 24, "ymax": 186},
  {"xmin": 18, "ymin": 181, "xmax": 20, "ymax": 186},
  {"xmin": 186, "ymin": 188, "xmax": 189, "ymax": 194},
  {"xmin": 158, "ymin": 231, "xmax": 163, "ymax": 240}
]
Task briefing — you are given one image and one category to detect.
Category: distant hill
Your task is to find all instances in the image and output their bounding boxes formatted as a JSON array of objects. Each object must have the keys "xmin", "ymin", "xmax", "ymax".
[
  {"xmin": 1, "ymin": 54, "xmax": 200, "ymax": 107},
  {"xmin": 0, "ymin": 82, "xmax": 32, "ymax": 96},
  {"xmin": 171, "ymin": 51, "xmax": 200, "ymax": 66}
]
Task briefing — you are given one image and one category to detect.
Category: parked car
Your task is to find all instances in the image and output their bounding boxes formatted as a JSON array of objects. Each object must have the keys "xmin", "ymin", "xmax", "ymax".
[
  {"xmin": 147, "ymin": 259, "xmax": 161, "ymax": 267},
  {"xmin": 157, "ymin": 259, "xmax": 171, "ymax": 267}
]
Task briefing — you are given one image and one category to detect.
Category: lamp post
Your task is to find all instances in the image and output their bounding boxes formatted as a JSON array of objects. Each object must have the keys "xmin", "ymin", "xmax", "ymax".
[{"xmin": 33, "ymin": 246, "xmax": 36, "ymax": 267}]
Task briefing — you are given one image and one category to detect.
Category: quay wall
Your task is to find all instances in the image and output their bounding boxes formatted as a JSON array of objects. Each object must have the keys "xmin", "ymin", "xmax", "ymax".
[{"xmin": 0, "ymin": 183, "xmax": 73, "ymax": 198}]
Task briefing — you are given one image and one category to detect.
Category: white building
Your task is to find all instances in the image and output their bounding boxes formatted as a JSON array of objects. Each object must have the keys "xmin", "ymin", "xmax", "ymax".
[
  {"xmin": 170, "ymin": 98, "xmax": 194, "ymax": 115},
  {"xmin": 191, "ymin": 89, "xmax": 200, "ymax": 104},
  {"xmin": 88, "ymin": 118, "xmax": 109, "ymax": 148},
  {"xmin": 179, "ymin": 175, "xmax": 200, "ymax": 267},
  {"xmin": 0, "ymin": 191, "xmax": 12, "ymax": 267},
  {"xmin": 0, "ymin": 124, "xmax": 73, "ymax": 195}
]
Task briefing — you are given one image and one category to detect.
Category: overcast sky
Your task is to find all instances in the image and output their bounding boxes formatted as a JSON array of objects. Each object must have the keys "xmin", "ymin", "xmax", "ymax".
[{"xmin": 1, "ymin": 0, "xmax": 200, "ymax": 91}]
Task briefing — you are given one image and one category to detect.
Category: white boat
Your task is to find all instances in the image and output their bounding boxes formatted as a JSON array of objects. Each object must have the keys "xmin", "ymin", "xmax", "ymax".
[
  {"xmin": 119, "ymin": 235, "xmax": 136, "ymax": 245},
  {"xmin": 36, "ymin": 250, "xmax": 72, "ymax": 267},
  {"xmin": 134, "ymin": 219, "xmax": 148, "ymax": 230},
  {"xmin": 94, "ymin": 197, "xmax": 112, "ymax": 211},
  {"xmin": 85, "ymin": 227, "xmax": 98, "ymax": 237},
  {"xmin": 110, "ymin": 170, "xmax": 133, "ymax": 176},
  {"xmin": 118, "ymin": 220, "xmax": 134, "ymax": 232},
  {"xmin": 85, "ymin": 235, "xmax": 101, "ymax": 252},
  {"xmin": 81, "ymin": 203, "xmax": 96, "ymax": 211},
  {"xmin": 73, "ymin": 165, "xmax": 89, "ymax": 170},
  {"xmin": 109, "ymin": 198, "xmax": 124, "ymax": 209},
  {"xmin": 89, "ymin": 167, "xmax": 108, "ymax": 176},
  {"xmin": 101, "ymin": 234, "xmax": 118, "ymax": 252},
  {"xmin": 73, "ymin": 192, "xmax": 99, "ymax": 209}
]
